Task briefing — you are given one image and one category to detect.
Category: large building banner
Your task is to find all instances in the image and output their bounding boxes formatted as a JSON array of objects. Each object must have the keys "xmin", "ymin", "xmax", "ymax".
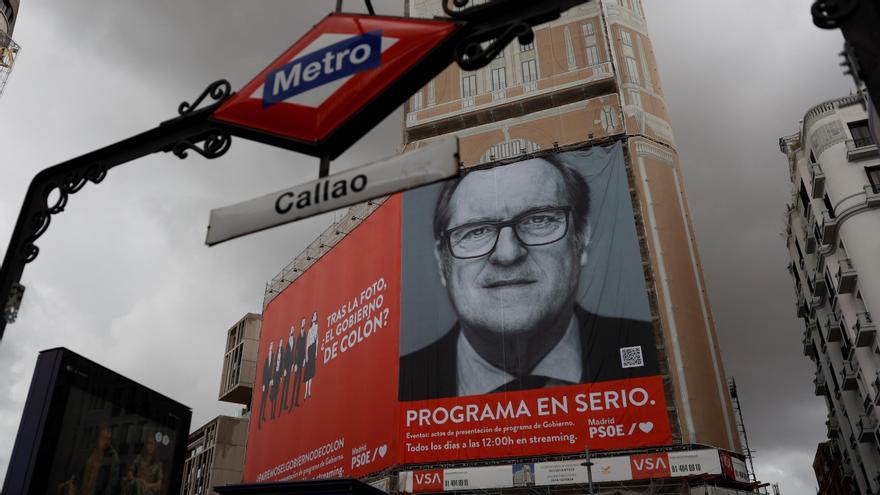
[
  {"xmin": 244, "ymin": 197, "xmax": 402, "ymax": 482},
  {"xmin": 398, "ymin": 144, "xmax": 671, "ymax": 462},
  {"xmin": 244, "ymin": 143, "xmax": 672, "ymax": 481}
]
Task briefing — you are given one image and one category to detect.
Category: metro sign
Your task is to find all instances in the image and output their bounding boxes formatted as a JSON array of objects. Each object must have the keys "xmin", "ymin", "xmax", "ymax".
[{"xmin": 213, "ymin": 13, "xmax": 459, "ymax": 159}]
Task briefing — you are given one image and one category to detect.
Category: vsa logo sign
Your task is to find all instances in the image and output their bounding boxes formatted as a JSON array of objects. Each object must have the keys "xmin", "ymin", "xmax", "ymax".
[
  {"xmin": 630, "ymin": 453, "xmax": 670, "ymax": 480},
  {"xmin": 412, "ymin": 469, "xmax": 444, "ymax": 492},
  {"xmin": 263, "ymin": 31, "xmax": 383, "ymax": 108}
]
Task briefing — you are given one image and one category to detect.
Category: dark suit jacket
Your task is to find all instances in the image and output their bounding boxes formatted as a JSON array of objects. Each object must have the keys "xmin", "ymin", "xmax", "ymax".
[{"xmin": 398, "ymin": 305, "xmax": 658, "ymax": 401}]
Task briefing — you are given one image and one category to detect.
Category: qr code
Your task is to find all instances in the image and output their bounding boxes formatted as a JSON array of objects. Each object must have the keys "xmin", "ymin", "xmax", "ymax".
[{"xmin": 620, "ymin": 346, "xmax": 644, "ymax": 368}]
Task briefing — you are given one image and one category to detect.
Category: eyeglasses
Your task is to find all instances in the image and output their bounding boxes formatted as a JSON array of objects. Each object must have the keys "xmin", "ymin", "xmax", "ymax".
[{"xmin": 443, "ymin": 206, "xmax": 571, "ymax": 259}]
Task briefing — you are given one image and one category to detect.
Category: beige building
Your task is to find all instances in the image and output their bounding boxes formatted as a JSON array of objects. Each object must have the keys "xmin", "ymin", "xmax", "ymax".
[
  {"xmin": 399, "ymin": 0, "xmax": 739, "ymax": 453},
  {"xmin": 262, "ymin": 0, "xmax": 743, "ymax": 487},
  {"xmin": 180, "ymin": 415, "xmax": 250, "ymax": 495},
  {"xmin": 219, "ymin": 313, "xmax": 261, "ymax": 406},
  {"xmin": 0, "ymin": 0, "xmax": 19, "ymax": 99},
  {"xmin": 180, "ymin": 314, "xmax": 261, "ymax": 495}
]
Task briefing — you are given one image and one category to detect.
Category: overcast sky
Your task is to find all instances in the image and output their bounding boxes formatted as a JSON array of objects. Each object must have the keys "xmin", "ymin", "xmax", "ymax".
[{"xmin": 0, "ymin": 1, "xmax": 856, "ymax": 492}]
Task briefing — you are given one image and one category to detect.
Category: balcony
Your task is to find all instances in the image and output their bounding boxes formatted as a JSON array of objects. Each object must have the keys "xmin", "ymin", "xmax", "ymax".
[
  {"xmin": 803, "ymin": 334, "xmax": 816, "ymax": 357},
  {"xmin": 865, "ymin": 184, "xmax": 880, "ymax": 207},
  {"xmin": 840, "ymin": 361, "xmax": 857, "ymax": 391},
  {"xmin": 872, "ymin": 374, "xmax": 880, "ymax": 405},
  {"xmin": 846, "ymin": 137, "xmax": 878, "ymax": 161},
  {"xmin": 805, "ymin": 229, "xmax": 817, "ymax": 253},
  {"xmin": 826, "ymin": 314, "xmax": 843, "ymax": 342},
  {"xmin": 815, "ymin": 370, "xmax": 828, "ymax": 395},
  {"xmin": 810, "ymin": 163, "xmax": 826, "ymax": 198},
  {"xmin": 857, "ymin": 414, "xmax": 877, "ymax": 443},
  {"xmin": 826, "ymin": 415, "xmax": 839, "ymax": 437},
  {"xmin": 818, "ymin": 210, "xmax": 838, "ymax": 245},
  {"xmin": 836, "ymin": 258, "xmax": 857, "ymax": 294},
  {"xmin": 853, "ymin": 311, "xmax": 876, "ymax": 347},
  {"xmin": 811, "ymin": 272, "xmax": 828, "ymax": 298},
  {"xmin": 796, "ymin": 294, "xmax": 809, "ymax": 318}
]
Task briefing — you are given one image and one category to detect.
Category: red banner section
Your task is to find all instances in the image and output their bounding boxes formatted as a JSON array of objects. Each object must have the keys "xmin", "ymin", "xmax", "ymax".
[
  {"xmin": 243, "ymin": 197, "xmax": 402, "ymax": 482},
  {"xmin": 400, "ymin": 376, "xmax": 671, "ymax": 464}
]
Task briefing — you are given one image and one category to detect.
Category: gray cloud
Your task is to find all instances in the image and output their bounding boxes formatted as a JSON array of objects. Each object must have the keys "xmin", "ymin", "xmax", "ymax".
[{"xmin": 0, "ymin": 0, "xmax": 854, "ymax": 491}]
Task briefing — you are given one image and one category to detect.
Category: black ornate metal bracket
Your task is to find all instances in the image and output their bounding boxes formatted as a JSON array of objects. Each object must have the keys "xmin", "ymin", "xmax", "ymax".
[
  {"xmin": 811, "ymin": 0, "xmax": 859, "ymax": 29},
  {"xmin": 443, "ymin": 0, "xmax": 585, "ymax": 71},
  {"xmin": 0, "ymin": 79, "xmax": 234, "ymax": 339}
]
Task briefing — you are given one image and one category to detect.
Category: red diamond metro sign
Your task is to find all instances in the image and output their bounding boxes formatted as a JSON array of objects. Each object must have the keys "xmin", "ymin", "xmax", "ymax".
[{"xmin": 212, "ymin": 13, "xmax": 459, "ymax": 159}]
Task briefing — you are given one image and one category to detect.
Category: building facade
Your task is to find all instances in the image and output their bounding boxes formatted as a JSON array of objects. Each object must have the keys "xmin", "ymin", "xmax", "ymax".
[
  {"xmin": 219, "ymin": 313, "xmax": 261, "ymax": 407},
  {"xmin": 402, "ymin": 0, "xmax": 740, "ymax": 453},
  {"xmin": 0, "ymin": 0, "xmax": 20, "ymax": 99},
  {"xmin": 180, "ymin": 415, "xmax": 249, "ymax": 495},
  {"xmin": 780, "ymin": 94, "xmax": 880, "ymax": 494},
  {"xmin": 256, "ymin": 1, "xmax": 745, "ymax": 491}
]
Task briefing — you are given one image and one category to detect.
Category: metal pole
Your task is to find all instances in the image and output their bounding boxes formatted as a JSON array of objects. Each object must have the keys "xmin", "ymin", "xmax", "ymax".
[
  {"xmin": 319, "ymin": 156, "xmax": 331, "ymax": 178},
  {"xmin": 584, "ymin": 445, "xmax": 594, "ymax": 495}
]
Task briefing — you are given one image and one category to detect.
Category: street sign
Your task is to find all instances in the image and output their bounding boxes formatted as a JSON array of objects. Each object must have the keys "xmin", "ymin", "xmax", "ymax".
[
  {"xmin": 212, "ymin": 13, "xmax": 459, "ymax": 159},
  {"xmin": 205, "ymin": 136, "xmax": 459, "ymax": 245}
]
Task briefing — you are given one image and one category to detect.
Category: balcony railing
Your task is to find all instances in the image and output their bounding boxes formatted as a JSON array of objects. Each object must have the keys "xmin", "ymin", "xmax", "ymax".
[
  {"xmin": 857, "ymin": 414, "xmax": 877, "ymax": 443},
  {"xmin": 811, "ymin": 272, "xmax": 828, "ymax": 298},
  {"xmin": 803, "ymin": 334, "xmax": 815, "ymax": 357},
  {"xmin": 826, "ymin": 314, "xmax": 843, "ymax": 342},
  {"xmin": 815, "ymin": 370, "xmax": 828, "ymax": 396},
  {"xmin": 846, "ymin": 138, "xmax": 879, "ymax": 161},
  {"xmin": 811, "ymin": 163, "xmax": 826, "ymax": 198},
  {"xmin": 819, "ymin": 210, "xmax": 838, "ymax": 245},
  {"xmin": 841, "ymin": 361, "xmax": 858, "ymax": 391},
  {"xmin": 865, "ymin": 183, "xmax": 880, "ymax": 207},
  {"xmin": 826, "ymin": 414, "xmax": 839, "ymax": 437},
  {"xmin": 854, "ymin": 311, "xmax": 876, "ymax": 347},
  {"xmin": 873, "ymin": 374, "xmax": 880, "ymax": 405},
  {"xmin": 836, "ymin": 258, "xmax": 857, "ymax": 294}
]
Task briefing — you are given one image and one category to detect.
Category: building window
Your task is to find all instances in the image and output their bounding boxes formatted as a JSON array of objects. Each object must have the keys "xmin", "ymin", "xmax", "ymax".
[
  {"xmin": 521, "ymin": 59, "xmax": 538, "ymax": 83},
  {"xmin": 411, "ymin": 92, "xmax": 422, "ymax": 111},
  {"xmin": 582, "ymin": 22, "xmax": 594, "ymax": 37},
  {"xmin": 621, "ymin": 30, "xmax": 633, "ymax": 46},
  {"xmin": 0, "ymin": 1, "xmax": 11, "ymax": 23},
  {"xmin": 519, "ymin": 41, "xmax": 534, "ymax": 52},
  {"xmin": 632, "ymin": 0, "xmax": 643, "ymax": 16},
  {"xmin": 490, "ymin": 67, "xmax": 507, "ymax": 91},
  {"xmin": 461, "ymin": 74, "xmax": 477, "ymax": 98},
  {"xmin": 564, "ymin": 26, "xmax": 576, "ymax": 70},
  {"xmin": 866, "ymin": 166, "xmax": 880, "ymax": 193},
  {"xmin": 480, "ymin": 139, "xmax": 541, "ymax": 163},
  {"xmin": 629, "ymin": 89, "xmax": 642, "ymax": 108},
  {"xmin": 625, "ymin": 56, "xmax": 640, "ymax": 85},
  {"xmin": 848, "ymin": 120, "xmax": 873, "ymax": 148},
  {"xmin": 585, "ymin": 45, "xmax": 599, "ymax": 67}
]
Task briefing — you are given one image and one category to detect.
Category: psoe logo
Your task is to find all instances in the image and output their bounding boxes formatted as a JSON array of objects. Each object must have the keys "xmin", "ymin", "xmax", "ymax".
[{"xmin": 262, "ymin": 31, "xmax": 383, "ymax": 108}]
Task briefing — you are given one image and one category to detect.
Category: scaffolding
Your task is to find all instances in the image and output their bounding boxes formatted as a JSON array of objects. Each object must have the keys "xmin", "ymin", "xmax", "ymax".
[{"xmin": 0, "ymin": 28, "xmax": 20, "ymax": 99}]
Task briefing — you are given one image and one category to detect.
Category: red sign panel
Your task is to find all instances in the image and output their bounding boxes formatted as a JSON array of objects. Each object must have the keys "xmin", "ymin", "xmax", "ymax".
[
  {"xmin": 213, "ymin": 14, "xmax": 457, "ymax": 145},
  {"xmin": 630, "ymin": 453, "xmax": 671, "ymax": 480},
  {"xmin": 400, "ymin": 377, "xmax": 671, "ymax": 463},
  {"xmin": 243, "ymin": 146, "xmax": 676, "ymax": 482},
  {"xmin": 243, "ymin": 196, "xmax": 402, "ymax": 482}
]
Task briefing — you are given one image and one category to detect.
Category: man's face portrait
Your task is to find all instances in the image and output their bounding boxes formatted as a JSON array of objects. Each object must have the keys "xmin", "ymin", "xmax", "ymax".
[
  {"xmin": 434, "ymin": 159, "xmax": 588, "ymax": 339},
  {"xmin": 399, "ymin": 145, "xmax": 657, "ymax": 401}
]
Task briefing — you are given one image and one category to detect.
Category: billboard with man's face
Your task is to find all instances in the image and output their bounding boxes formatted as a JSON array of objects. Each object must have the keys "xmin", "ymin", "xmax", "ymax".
[{"xmin": 244, "ymin": 143, "xmax": 672, "ymax": 482}]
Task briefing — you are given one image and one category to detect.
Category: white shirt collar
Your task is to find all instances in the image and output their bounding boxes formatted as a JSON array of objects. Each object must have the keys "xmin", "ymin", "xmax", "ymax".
[{"xmin": 456, "ymin": 316, "xmax": 582, "ymax": 397}]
